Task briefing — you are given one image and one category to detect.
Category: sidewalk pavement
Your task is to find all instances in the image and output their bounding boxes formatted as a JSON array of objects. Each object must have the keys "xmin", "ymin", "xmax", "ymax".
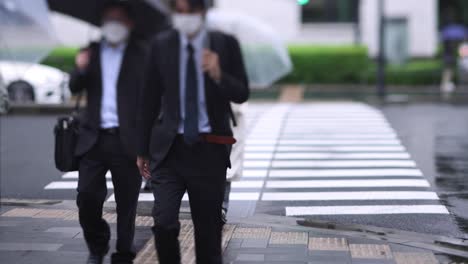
[{"xmin": 0, "ymin": 202, "xmax": 465, "ymax": 264}]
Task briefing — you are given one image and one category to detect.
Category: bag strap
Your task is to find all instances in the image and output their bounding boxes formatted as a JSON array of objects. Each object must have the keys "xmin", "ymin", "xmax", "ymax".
[{"xmin": 73, "ymin": 92, "xmax": 83, "ymax": 115}]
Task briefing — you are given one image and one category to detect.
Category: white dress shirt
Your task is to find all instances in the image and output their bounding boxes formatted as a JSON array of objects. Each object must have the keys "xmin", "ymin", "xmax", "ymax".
[
  {"xmin": 100, "ymin": 41, "xmax": 126, "ymax": 129},
  {"xmin": 178, "ymin": 29, "xmax": 212, "ymax": 134}
]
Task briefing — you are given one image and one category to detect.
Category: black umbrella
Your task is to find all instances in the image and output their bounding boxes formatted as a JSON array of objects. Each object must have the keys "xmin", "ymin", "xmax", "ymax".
[{"xmin": 47, "ymin": 0, "xmax": 170, "ymax": 39}]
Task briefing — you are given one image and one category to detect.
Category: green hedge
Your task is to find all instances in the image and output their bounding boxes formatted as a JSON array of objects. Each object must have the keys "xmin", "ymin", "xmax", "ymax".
[
  {"xmin": 363, "ymin": 60, "xmax": 442, "ymax": 86},
  {"xmin": 41, "ymin": 46, "xmax": 79, "ymax": 73},
  {"xmin": 282, "ymin": 45, "xmax": 442, "ymax": 85},
  {"xmin": 42, "ymin": 45, "xmax": 442, "ymax": 85},
  {"xmin": 282, "ymin": 45, "xmax": 370, "ymax": 84}
]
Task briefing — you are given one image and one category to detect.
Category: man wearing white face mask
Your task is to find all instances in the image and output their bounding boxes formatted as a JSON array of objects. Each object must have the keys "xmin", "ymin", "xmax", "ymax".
[
  {"xmin": 136, "ymin": 0, "xmax": 249, "ymax": 263},
  {"xmin": 69, "ymin": 1, "xmax": 148, "ymax": 264}
]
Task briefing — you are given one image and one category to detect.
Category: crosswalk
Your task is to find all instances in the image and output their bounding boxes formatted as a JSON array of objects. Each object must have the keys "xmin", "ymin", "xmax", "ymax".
[
  {"xmin": 44, "ymin": 102, "xmax": 450, "ymax": 217},
  {"xmin": 243, "ymin": 103, "xmax": 448, "ymax": 216}
]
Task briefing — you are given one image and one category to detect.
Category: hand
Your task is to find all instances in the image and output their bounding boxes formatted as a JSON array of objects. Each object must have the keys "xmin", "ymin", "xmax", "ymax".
[
  {"xmin": 75, "ymin": 49, "xmax": 90, "ymax": 71},
  {"xmin": 203, "ymin": 49, "xmax": 222, "ymax": 82},
  {"xmin": 137, "ymin": 156, "xmax": 151, "ymax": 180}
]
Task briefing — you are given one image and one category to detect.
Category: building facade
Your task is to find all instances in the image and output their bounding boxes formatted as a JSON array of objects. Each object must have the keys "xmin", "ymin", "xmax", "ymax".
[{"xmin": 214, "ymin": 0, "xmax": 438, "ymax": 58}]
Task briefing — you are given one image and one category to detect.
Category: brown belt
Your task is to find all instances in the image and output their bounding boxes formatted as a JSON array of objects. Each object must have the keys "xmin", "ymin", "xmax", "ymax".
[{"xmin": 200, "ymin": 134, "xmax": 237, "ymax": 145}]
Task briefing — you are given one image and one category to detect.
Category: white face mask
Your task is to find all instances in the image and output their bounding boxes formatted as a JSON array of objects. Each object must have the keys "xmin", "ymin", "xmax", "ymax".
[
  {"xmin": 102, "ymin": 21, "xmax": 130, "ymax": 44},
  {"xmin": 172, "ymin": 14, "xmax": 204, "ymax": 37}
]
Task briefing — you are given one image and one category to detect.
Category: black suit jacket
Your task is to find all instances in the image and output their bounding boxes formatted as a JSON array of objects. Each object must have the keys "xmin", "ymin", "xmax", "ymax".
[
  {"xmin": 69, "ymin": 38, "xmax": 148, "ymax": 159},
  {"xmin": 137, "ymin": 30, "xmax": 250, "ymax": 168}
]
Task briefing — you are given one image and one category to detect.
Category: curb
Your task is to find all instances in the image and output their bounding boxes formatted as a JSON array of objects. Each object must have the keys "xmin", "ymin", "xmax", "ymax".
[{"xmin": 296, "ymin": 218, "xmax": 468, "ymax": 259}]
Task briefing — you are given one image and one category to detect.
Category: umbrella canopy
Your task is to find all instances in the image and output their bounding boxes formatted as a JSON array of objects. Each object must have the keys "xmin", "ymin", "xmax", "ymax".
[
  {"xmin": 207, "ymin": 9, "xmax": 293, "ymax": 88},
  {"xmin": 0, "ymin": 0, "xmax": 57, "ymax": 64},
  {"xmin": 441, "ymin": 24, "xmax": 467, "ymax": 41},
  {"xmin": 47, "ymin": 0, "xmax": 170, "ymax": 39}
]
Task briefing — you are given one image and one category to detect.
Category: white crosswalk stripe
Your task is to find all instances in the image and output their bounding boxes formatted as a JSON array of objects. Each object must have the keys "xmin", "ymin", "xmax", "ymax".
[
  {"xmin": 268, "ymin": 169, "xmax": 423, "ymax": 178},
  {"xmin": 265, "ymin": 179, "xmax": 431, "ymax": 189},
  {"xmin": 44, "ymin": 102, "xmax": 449, "ymax": 217},
  {"xmin": 285, "ymin": 205, "xmax": 450, "ymax": 216},
  {"xmin": 261, "ymin": 191, "xmax": 440, "ymax": 201},
  {"xmin": 272, "ymin": 153, "xmax": 411, "ymax": 160}
]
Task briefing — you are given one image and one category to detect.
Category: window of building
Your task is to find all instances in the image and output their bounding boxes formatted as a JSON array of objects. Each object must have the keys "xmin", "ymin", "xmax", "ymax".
[{"xmin": 301, "ymin": 0, "xmax": 359, "ymax": 23}]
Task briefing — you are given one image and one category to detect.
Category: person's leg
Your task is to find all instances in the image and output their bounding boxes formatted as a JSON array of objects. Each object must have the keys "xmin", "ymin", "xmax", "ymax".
[
  {"xmin": 221, "ymin": 181, "xmax": 231, "ymax": 225},
  {"xmin": 107, "ymin": 135, "xmax": 142, "ymax": 264},
  {"xmin": 77, "ymin": 142, "xmax": 110, "ymax": 257},
  {"xmin": 151, "ymin": 140, "xmax": 186, "ymax": 264},
  {"xmin": 222, "ymin": 181, "xmax": 231, "ymax": 212},
  {"xmin": 185, "ymin": 143, "xmax": 227, "ymax": 264}
]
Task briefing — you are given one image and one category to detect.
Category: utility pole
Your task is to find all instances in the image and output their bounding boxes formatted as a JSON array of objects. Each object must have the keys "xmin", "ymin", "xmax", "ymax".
[{"xmin": 377, "ymin": 0, "xmax": 387, "ymax": 100}]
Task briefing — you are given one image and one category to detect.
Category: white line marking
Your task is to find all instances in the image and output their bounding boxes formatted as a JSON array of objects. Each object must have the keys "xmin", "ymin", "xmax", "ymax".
[
  {"xmin": 271, "ymin": 160, "xmax": 416, "ymax": 168},
  {"xmin": 44, "ymin": 181, "xmax": 146, "ymax": 190},
  {"xmin": 261, "ymin": 191, "xmax": 440, "ymax": 201},
  {"xmin": 44, "ymin": 181, "xmax": 80, "ymax": 189},
  {"xmin": 245, "ymin": 141, "xmax": 404, "ymax": 147},
  {"xmin": 285, "ymin": 205, "xmax": 450, "ymax": 216},
  {"xmin": 245, "ymin": 153, "xmax": 275, "ymax": 160},
  {"xmin": 283, "ymin": 124, "xmax": 392, "ymax": 129},
  {"xmin": 62, "ymin": 171, "xmax": 112, "ymax": 179},
  {"xmin": 278, "ymin": 140, "xmax": 401, "ymax": 146},
  {"xmin": 269, "ymin": 169, "xmax": 423, "ymax": 178},
  {"xmin": 242, "ymin": 170, "xmax": 268, "ymax": 178},
  {"xmin": 246, "ymin": 140, "xmax": 278, "ymax": 145},
  {"xmin": 44, "ymin": 181, "xmax": 114, "ymax": 190},
  {"xmin": 265, "ymin": 179, "xmax": 431, "ymax": 189},
  {"xmin": 62, "ymin": 171, "xmax": 79, "ymax": 179},
  {"xmin": 245, "ymin": 146, "xmax": 276, "ymax": 152},
  {"xmin": 284, "ymin": 119, "xmax": 387, "ymax": 122},
  {"xmin": 107, "ymin": 192, "xmax": 260, "ymax": 202},
  {"xmin": 275, "ymin": 146, "xmax": 406, "ymax": 152},
  {"xmin": 274, "ymin": 153, "xmax": 411, "ymax": 160},
  {"xmin": 231, "ymin": 181, "xmax": 265, "ymax": 188},
  {"xmin": 244, "ymin": 161, "xmax": 271, "ymax": 168},
  {"xmin": 279, "ymin": 134, "xmax": 398, "ymax": 139},
  {"xmin": 282, "ymin": 128, "xmax": 394, "ymax": 133}
]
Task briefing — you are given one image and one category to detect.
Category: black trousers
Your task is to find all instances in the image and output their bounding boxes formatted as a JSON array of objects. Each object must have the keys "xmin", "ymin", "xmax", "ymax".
[
  {"xmin": 151, "ymin": 137, "xmax": 228, "ymax": 264},
  {"xmin": 77, "ymin": 132, "xmax": 142, "ymax": 263}
]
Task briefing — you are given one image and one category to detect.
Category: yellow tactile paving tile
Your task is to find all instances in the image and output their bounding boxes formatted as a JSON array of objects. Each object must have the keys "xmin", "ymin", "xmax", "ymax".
[
  {"xmin": 309, "ymin": 237, "xmax": 349, "ymax": 251},
  {"xmin": 349, "ymin": 244, "xmax": 393, "ymax": 259}
]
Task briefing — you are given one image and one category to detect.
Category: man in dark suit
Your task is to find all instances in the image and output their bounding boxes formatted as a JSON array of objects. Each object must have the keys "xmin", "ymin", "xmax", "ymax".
[
  {"xmin": 136, "ymin": 0, "xmax": 249, "ymax": 263},
  {"xmin": 69, "ymin": 2, "xmax": 146, "ymax": 263}
]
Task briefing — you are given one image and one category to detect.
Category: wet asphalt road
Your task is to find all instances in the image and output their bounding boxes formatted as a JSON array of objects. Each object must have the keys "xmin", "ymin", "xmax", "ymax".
[
  {"xmin": 382, "ymin": 103, "xmax": 468, "ymax": 236},
  {"xmin": 1, "ymin": 102, "xmax": 468, "ymax": 238}
]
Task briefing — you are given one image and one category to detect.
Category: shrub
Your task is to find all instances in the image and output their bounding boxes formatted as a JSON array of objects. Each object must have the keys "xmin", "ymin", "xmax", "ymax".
[
  {"xmin": 281, "ymin": 45, "xmax": 370, "ymax": 84},
  {"xmin": 282, "ymin": 45, "xmax": 443, "ymax": 85},
  {"xmin": 363, "ymin": 59, "xmax": 443, "ymax": 85},
  {"xmin": 41, "ymin": 47, "xmax": 79, "ymax": 73},
  {"xmin": 42, "ymin": 45, "xmax": 443, "ymax": 86}
]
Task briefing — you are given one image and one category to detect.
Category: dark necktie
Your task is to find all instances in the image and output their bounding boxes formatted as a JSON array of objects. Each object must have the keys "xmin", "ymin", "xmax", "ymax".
[{"xmin": 184, "ymin": 44, "xmax": 199, "ymax": 145}]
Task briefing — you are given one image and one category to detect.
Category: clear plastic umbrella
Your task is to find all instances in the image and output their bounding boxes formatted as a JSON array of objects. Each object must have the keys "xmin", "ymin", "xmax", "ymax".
[
  {"xmin": 207, "ymin": 9, "xmax": 293, "ymax": 88},
  {"xmin": 0, "ymin": 0, "xmax": 57, "ymax": 64}
]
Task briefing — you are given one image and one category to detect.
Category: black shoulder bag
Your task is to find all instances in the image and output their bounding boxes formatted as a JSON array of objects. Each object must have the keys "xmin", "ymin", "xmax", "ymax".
[{"xmin": 54, "ymin": 94, "xmax": 83, "ymax": 172}]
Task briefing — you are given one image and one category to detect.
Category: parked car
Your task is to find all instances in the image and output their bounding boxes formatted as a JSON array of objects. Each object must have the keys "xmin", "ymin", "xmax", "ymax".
[
  {"xmin": 0, "ymin": 72, "xmax": 9, "ymax": 114},
  {"xmin": 0, "ymin": 61, "xmax": 70, "ymax": 104}
]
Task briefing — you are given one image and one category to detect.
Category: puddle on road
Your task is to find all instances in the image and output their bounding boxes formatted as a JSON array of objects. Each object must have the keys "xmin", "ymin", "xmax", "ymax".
[{"xmin": 435, "ymin": 136, "xmax": 468, "ymax": 235}]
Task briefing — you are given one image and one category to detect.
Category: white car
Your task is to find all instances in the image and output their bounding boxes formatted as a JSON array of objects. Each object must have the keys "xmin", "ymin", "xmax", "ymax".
[
  {"xmin": 0, "ymin": 72, "xmax": 9, "ymax": 113},
  {"xmin": 0, "ymin": 61, "xmax": 70, "ymax": 104}
]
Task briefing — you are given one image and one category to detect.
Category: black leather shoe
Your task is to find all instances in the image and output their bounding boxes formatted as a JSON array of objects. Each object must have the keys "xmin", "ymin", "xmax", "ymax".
[{"xmin": 87, "ymin": 254, "xmax": 105, "ymax": 264}]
